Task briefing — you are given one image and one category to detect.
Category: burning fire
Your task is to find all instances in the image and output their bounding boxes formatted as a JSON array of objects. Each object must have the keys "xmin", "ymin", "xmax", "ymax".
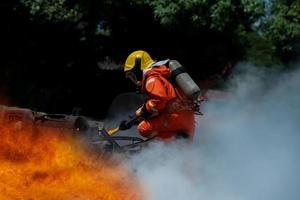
[{"xmin": 0, "ymin": 122, "xmax": 143, "ymax": 200}]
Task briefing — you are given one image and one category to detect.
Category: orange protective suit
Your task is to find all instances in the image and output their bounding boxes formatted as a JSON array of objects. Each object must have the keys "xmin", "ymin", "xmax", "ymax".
[{"xmin": 137, "ymin": 64, "xmax": 195, "ymax": 141}]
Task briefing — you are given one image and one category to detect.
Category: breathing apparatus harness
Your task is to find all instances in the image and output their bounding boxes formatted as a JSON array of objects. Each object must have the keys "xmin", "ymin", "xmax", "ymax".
[{"xmin": 153, "ymin": 59, "xmax": 204, "ymax": 115}]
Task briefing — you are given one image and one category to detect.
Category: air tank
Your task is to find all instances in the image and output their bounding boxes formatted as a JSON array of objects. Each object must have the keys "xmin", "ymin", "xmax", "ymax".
[{"xmin": 168, "ymin": 60, "xmax": 201, "ymax": 101}]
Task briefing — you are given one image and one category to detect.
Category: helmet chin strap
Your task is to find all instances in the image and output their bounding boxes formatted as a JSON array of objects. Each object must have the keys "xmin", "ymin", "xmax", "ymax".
[
  {"xmin": 129, "ymin": 79, "xmax": 141, "ymax": 94},
  {"xmin": 126, "ymin": 71, "xmax": 140, "ymax": 85},
  {"xmin": 135, "ymin": 85, "xmax": 141, "ymax": 94},
  {"xmin": 125, "ymin": 56, "xmax": 144, "ymax": 93},
  {"xmin": 134, "ymin": 80, "xmax": 142, "ymax": 94},
  {"xmin": 136, "ymin": 80, "xmax": 141, "ymax": 86}
]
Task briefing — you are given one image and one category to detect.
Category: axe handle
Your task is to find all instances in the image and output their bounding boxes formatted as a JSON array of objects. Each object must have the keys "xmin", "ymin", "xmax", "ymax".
[{"xmin": 107, "ymin": 127, "xmax": 120, "ymax": 135}]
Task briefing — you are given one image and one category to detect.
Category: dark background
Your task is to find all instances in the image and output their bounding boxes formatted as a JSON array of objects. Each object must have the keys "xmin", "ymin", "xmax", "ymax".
[{"xmin": 0, "ymin": 0, "xmax": 299, "ymax": 119}]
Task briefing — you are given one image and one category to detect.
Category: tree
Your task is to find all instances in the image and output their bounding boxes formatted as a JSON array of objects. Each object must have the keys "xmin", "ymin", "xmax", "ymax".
[
  {"xmin": 20, "ymin": 0, "xmax": 300, "ymax": 67},
  {"xmin": 145, "ymin": 0, "xmax": 300, "ymax": 66},
  {"xmin": 21, "ymin": 0, "xmax": 83, "ymax": 22},
  {"xmin": 144, "ymin": 0, "xmax": 264, "ymax": 31},
  {"xmin": 263, "ymin": 0, "xmax": 300, "ymax": 63}
]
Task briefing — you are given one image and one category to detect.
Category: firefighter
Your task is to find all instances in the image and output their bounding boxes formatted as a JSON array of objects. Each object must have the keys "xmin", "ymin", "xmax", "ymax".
[{"xmin": 119, "ymin": 50, "xmax": 196, "ymax": 141}]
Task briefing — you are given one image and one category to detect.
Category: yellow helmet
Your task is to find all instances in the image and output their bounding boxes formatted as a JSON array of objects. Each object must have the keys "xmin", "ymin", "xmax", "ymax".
[{"xmin": 124, "ymin": 50, "xmax": 155, "ymax": 72}]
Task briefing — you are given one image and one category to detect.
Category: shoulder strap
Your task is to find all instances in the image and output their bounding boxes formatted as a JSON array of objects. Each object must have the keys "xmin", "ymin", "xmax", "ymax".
[{"xmin": 150, "ymin": 59, "xmax": 170, "ymax": 68}]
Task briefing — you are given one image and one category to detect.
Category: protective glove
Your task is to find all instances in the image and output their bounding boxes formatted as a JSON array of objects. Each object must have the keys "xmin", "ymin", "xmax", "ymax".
[
  {"xmin": 135, "ymin": 105, "xmax": 152, "ymax": 119},
  {"xmin": 118, "ymin": 120, "xmax": 132, "ymax": 131},
  {"xmin": 128, "ymin": 115, "xmax": 141, "ymax": 126},
  {"xmin": 135, "ymin": 106, "xmax": 143, "ymax": 117}
]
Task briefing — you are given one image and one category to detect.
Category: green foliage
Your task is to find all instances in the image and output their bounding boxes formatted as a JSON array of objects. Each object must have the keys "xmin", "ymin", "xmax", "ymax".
[
  {"xmin": 210, "ymin": 0, "xmax": 235, "ymax": 31},
  {"xmin": 145, "ymin": 0, "xmax": 264, "ymax": 32},
  {"xmin": 20, "ymin": 0, "xmax": 300, "ymax": 67},
  {"xmin": 244, "ymin": 32, "xmax": 280, "ymax": 66},
  {"xmin": 144, "ymin": 0, "xmax": 181, "ymax": 26},
  {"xmin": 241, "ymin": 0, "xmax": 265, "ymax": 19},
  {"xmin": 21, "ymin": 0, "xmax": 83, "ymax": 22},
  {"xmin": 264, "ymin": 0, "xmax": 300, "ymax": 52}
]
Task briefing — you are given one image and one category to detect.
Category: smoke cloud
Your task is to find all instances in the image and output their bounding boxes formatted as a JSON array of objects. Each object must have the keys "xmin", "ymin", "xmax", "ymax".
[{"xmin": 124, "ymin": 63, "xmax": 300, "ymax": 200}]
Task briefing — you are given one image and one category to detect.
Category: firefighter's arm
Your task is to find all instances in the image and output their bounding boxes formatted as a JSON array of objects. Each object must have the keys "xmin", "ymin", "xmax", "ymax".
[
  {"xmin": 136, "ymin": 77, "xmax": 170, "ymax": 117},
  {"xmin": 145, "ymin": 96, "xmax": 167, "ymax": 113},
  {"xmin": 135, "ymin": 96, "xmax": 167, "ymax": 117}
]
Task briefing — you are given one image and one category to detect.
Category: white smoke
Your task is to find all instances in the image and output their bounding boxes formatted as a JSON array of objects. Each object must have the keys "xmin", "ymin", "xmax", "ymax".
[
  {"xmin": 125, "ymin": 63, "xmax": 300, "ymax": 200},
  {"xmin": 97, "ymin": 56, "xmax": 122, "ymax": 70}
]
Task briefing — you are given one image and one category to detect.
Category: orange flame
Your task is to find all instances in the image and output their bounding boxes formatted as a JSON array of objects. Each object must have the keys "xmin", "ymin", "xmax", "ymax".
[{"xmin": 0, "ymin": 123, "xmax": 143, "ymax": 200}]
